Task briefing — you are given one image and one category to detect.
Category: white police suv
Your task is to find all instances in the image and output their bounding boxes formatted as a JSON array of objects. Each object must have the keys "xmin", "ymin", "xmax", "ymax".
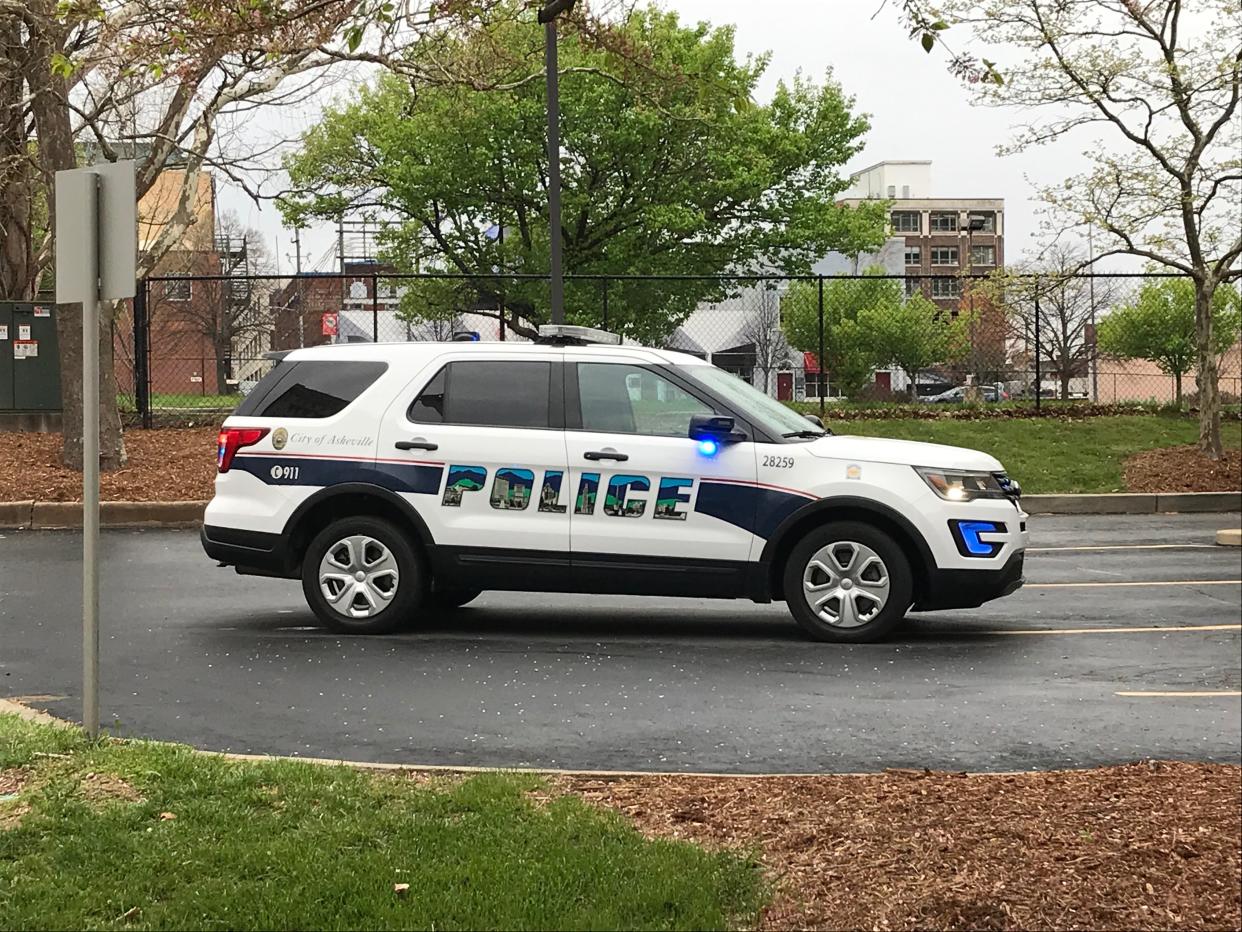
[{"xmin": 202, "ymin": 325, "xmax": 1028, "ymax": 642}]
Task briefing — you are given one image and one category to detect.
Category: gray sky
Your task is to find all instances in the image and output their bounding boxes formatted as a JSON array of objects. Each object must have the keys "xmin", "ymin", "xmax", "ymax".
[{"xmin": 218, "ymin": 0, "xmax": 1092, "ymax": 273}]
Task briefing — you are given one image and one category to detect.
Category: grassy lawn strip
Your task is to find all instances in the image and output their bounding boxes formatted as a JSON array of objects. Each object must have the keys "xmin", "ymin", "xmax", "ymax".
[
  {"xmin": 0, "ymin": 715, "xmax": 764, "ymax": 931},
  {"xmin": 832, "ymin": 415, "xmax": 1242, "ymax": 493}
]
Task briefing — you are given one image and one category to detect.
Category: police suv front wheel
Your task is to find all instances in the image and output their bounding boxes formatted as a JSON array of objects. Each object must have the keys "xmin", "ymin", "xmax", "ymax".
[
  {"xmin": 301, "ymin": 517, "xmax": 426, "ymax": 634},
  {"xmin": 782, "ymin": 522, "xmax": 913, "ymax": 643}
]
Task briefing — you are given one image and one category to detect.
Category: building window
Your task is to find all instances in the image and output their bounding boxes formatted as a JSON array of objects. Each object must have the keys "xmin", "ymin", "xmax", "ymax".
[
  {"xmin": 967, "ymin": 212, "xmax": 996, "ymax": 232},
  {"xmin": 904, "ymin": 247, "xmax": 921, "ymax": 266},
  {"xmin": 890, "ymin": 211, "xmax": 920, "ymax": 233},
  {"xmin": 970, "ymin": 244, "xmax": 996, "ymax": 266},
  {"xmin": 904, "ymin": 278, "xmax": 923, "ymax": 298},
  {"xmin": 930, "ymin": 246, "xmax": 958, "ymax": 266},
  {"xmin": 931, "ymin": 277, "xmax": 961, "ymax": 299},
  {"xmin": 165, "ymin": 280, "xmax": 191, "ymax": 301},
  {"xmin": 886, "ymin": 185, "xmax": 896, "ymax": 198},
  {"xmin": 929, "ymin": 212, "xmax": 959, "ymax": 233}
]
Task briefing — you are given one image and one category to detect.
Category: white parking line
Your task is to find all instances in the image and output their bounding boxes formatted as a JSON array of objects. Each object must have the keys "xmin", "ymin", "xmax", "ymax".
[
  {"xmin": 1027, "ymin": 580, "xmax": 1241, "ymax": 588},
  {"xmin": 1028, "ymin": 544, "xmax": 1218, "ymax": 552},
  {"xmin": 988, "ymin": 623, "xmax": 1240, "ymax": 636},
  {"xmin": 1115, "ymin": 690, "xmax": 1242, "ymax": 698}
]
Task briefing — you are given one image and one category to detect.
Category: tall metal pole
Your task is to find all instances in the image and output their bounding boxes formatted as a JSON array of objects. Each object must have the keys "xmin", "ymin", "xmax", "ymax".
[
  {"xmin": 544, "ymin": 16, "xmax": 565, "ymax": 323},
  {"xmin": 82, "ymin": 183, "xmax": 101, "ymax": 740}
]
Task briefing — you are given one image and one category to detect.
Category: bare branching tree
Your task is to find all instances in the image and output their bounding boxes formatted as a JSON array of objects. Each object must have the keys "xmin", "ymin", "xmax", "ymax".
[
  {"xmin": 739, "ymin": 286, "xmax": 792, "ymax": 395},
  {"xmin": 998, "ymin": 247, "xmax": 1122, "ymax": 400},
  {"xmin": 912, "ymin": 0, "xmax": 1241, "ymax": 457}
]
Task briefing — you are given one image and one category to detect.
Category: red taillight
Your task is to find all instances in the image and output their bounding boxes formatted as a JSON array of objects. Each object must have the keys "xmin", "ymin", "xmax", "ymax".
[{"xmin": 217, "ymin": 427, "xmax": 269, "ymax": 472}]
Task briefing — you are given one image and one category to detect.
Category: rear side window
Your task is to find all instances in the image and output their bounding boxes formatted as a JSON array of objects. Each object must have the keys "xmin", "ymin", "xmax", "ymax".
[
  {"xmin": 408, "ymin": 361, "xmax": 551, "ymax": 428},
  {"xmin": 238, "ymin": 361, "xmax": 388, "ymax": 419}
]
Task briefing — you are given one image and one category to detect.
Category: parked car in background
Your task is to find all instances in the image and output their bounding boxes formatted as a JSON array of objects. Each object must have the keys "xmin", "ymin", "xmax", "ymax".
[{"xmin": 922, "ymin": 383, "xmax": 1010, "ymax": 404}]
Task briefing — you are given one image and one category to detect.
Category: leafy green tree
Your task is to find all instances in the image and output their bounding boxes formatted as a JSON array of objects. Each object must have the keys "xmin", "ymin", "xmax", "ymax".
[
  {"xmin": 282, "ymin": 4, "xmax": 886, "ymax": 343},
  {"xmin": 862, "ymin": 294, "xmax": 970, "ymax": 397},
  {"xmin": 1098, "ymin": 279, "xmax": 1241, "ymax": 406},
  {"xmin": 782, "ymin": 272, "xmax": 899, "ymax": 397}
]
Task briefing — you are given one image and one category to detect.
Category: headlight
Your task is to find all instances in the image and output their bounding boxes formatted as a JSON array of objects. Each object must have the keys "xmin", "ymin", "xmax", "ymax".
[{"xmin": 914, "ymin": 467, "xmax": 1008, "ymax": 502}]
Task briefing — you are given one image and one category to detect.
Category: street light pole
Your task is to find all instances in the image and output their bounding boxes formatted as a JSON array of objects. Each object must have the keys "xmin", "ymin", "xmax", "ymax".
[{"xmin": 539, "ymin": 0, "xmax": 576, "ymax": 325}]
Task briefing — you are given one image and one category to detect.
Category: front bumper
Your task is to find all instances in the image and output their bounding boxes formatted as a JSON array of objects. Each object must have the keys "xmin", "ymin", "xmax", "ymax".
[{"xmin": 913, "ymin": 549, "xmax": 1026, "ymax": 611}]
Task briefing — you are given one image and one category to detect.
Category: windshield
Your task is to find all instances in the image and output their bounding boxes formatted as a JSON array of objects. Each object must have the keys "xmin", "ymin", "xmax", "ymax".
[{"xmin": 685, "ymin": 365, "xmax": 823, "ymax": 439}]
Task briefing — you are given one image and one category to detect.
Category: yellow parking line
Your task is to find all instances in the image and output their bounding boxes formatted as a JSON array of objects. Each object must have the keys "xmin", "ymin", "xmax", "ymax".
[
  {"xmin": 1116, "ymin": 690, "xmax": 1241, "ymax": 698},
  {"xmin": 1027, "ymin": 580, "xmax": 1241, "ymax": 588},
  {"xmin": 987, "ymin": 624, "xmax": 1241, "ymax": 636}
]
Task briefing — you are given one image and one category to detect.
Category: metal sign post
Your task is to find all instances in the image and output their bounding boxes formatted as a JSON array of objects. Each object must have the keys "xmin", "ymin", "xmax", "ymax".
[{"xmin": 55, "ymin": 160, "xmax": 136, "ymax": 739}]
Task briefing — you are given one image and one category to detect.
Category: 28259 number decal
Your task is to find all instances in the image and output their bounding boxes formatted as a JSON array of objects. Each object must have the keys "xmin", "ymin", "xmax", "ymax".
[{"xmin": 762, "ymin": 455, "xmax": 794, "ymax": 469}]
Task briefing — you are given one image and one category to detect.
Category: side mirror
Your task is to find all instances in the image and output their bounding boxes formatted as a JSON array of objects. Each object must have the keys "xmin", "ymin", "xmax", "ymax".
[
  {"xmin": 688, "ymin": 414, "xmax": 744, "ymax": 444},
  {"xmin": 804, "ymin": 414, "xmax": 824, "ymax": 428}
]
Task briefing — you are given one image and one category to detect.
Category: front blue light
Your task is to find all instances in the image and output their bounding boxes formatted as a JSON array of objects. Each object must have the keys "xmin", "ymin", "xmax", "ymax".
[
  {"xmin": 697, "ymin": 438, "xmax": 719, "ymax": 457},
  {"xmin": 956, "ymin": 520, "xmax": 1001, "ymax": 556}
]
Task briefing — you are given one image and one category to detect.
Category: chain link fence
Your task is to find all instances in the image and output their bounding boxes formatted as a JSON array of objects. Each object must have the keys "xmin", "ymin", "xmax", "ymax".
[{"xmin": 115, "ymin": 272, "xmax": 1242, "ymax": 426}]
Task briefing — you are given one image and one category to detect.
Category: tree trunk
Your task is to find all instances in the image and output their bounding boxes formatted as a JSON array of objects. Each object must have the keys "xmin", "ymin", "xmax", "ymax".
[
  {"xmin": 0, "ymin": 15, "xmax": 35, "ymax": 302},
  {"xmin": 1192, "ymin": 277, "xmax": 1222, "ymax": 459},
  {"xmin": 214, "ymin": 339, "xmax": 231, "ymax": 395},
  {"xmin": 26, "ymin": 1, "xmax": 127, "ymax": 470},
  {"xmin": 1174, "ymin": 371, "xmax": 1183, "ymax": 407}
]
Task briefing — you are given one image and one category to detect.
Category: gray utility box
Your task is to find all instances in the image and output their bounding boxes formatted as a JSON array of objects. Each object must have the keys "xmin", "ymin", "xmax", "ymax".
[{"xmin": 0, "ymin": 301, "xmax": 62, "ymax": 411}]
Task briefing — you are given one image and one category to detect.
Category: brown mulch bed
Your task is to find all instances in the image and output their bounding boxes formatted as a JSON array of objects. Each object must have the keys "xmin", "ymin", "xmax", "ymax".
[
  {"xmin": 0, "ymin": 429, "xmax": 218, "ymax": 502},
  {"xmin": 1125, "ymin": 444, "xmax": 1242, "ymax": 493},
  {"xmin": 553, "ymin": 762, "xmax": 1242, "ymax": 931}
]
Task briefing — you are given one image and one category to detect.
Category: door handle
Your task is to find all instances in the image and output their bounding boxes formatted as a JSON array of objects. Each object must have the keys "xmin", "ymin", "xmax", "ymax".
[
  {"xmin": 584, "ymin": 449, "xmax": 628, "ymax": 462},
  {"xmin": 395, "ymin": 439, "xmax": 439, "ymax": 452}
]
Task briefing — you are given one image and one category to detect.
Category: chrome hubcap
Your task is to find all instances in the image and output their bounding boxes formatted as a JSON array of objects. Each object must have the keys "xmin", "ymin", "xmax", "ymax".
[
  {"xmin": 801, "ymin": 541, "xmax": 890, "ymax": 628},
  {"xmin": 318, "ymin": 535, "xmax": 399, "ymax": 619}
]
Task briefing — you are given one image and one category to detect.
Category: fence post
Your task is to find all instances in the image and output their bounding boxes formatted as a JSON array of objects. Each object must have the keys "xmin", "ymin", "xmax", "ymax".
[
  {"xmin": 133, "ymin": 277, "xmax": 151, "ymax": 429},
  {"xmin": 817, "ymin": 275, "xmax": 825, "ymax": 418},
  {"xmin": 371, "ymin": 274, "xmax": 379, "ymax": 342},
  {"xmin": 601, "ymin": 277, "xmax": 609, "ymax": 331},
  {"xmin": 1034, "ymin": 287, "xmax": 1042, "ymax": 415}
]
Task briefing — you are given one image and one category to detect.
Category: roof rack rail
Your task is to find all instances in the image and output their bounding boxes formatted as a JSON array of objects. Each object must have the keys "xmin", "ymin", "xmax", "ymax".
[{"xmin": 535, "ymin": 324, "xmax": 622, "ymax": 346}]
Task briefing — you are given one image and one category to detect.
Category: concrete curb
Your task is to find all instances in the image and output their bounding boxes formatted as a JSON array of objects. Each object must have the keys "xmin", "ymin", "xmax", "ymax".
[
  {"xmin": 1217, "ymin": 529, "xmax": 1242, "ymax": 547},
  {"xmin": 1022, "ymin": 491, "xmax": 1241, "ymax": 515},
  {"xmin": 1, "ymin": 500, "xmax": 207, "ymax": 530},
  {"xmin": 0, "ymin": 492, "xmax": 1238, "ymax": 529}
]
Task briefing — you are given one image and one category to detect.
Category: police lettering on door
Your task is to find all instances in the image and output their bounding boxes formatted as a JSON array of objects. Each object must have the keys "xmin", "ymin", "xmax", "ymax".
[{"xmin": 443, "ymin": 464, "xmax": 693, "ymax": 520}]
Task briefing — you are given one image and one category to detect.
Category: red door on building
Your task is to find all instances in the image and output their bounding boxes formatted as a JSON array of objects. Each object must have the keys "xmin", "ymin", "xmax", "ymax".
[
  {"xmin": 874, "ymin": 371, "xmax": 892, "ymax": 392},
  {"xmin": 776, "ymin": 371, "xmax": 793, "ymax": 401}
]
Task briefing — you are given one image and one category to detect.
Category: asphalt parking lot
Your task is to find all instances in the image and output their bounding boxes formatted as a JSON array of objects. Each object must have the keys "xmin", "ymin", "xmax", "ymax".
[{"xmin": 1, "ymin": 513, "xmax": 1239, "ymax": 773}]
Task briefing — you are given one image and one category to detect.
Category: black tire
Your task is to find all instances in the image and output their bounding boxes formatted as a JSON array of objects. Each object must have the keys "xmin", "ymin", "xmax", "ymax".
[
  {"xmin": 427, "ymin": 586, "xmax": 481, "ymax": 611},
  {"xmin": 301, "ymin": 516, "xmax": 425, "ymax": 634},
  {"xmin": 781, "ymin": 521, "xmax": 913, "ymax": 643}
]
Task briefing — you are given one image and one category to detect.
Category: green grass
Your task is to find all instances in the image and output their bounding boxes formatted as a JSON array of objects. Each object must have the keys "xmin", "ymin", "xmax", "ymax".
[
  {"xmin": 0, "ymin": 715, "xmax": 764, "ymax": 931},
  {"xmin": 118, "ymin": 393, "xmax": 240, "ymax": 413},
  {"xmin": 829, "ymin": 414, "xmax": 1242, "ymax": 493}
]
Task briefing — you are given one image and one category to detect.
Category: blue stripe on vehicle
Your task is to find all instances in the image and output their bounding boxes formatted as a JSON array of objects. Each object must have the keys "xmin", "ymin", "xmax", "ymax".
[
  {"xmin": 694, "ymin": 481, "xmax": 814, "ymax": 539},
  {"xmin": 232, "ymin": 456, "xmax": 444, "ymax": 495}
]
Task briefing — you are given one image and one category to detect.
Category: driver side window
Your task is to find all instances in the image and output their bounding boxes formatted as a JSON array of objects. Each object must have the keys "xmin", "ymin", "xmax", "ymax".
[{"xmin": 577, "ymin": 363, "xmax": 713, "ymax": 437}]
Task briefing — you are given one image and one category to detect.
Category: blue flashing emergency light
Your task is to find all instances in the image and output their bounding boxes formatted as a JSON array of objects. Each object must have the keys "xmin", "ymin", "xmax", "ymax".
[
  {"xmin": 697, "ymin": 438, "xmax": 719, "ymax": 457},
  {"xmin": 954, "ymin": 520, "xmax": 1002, "ymax": 557}
]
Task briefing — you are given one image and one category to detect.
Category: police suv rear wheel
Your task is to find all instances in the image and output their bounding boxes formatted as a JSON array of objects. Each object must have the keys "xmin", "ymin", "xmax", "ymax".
[
  {"xmin": 783, "ymin": 522, "xmax": 913, "ymax": 643},
  {"xmin": 302, "ymin": 517, "xmax": 425, "ymax": 634}
]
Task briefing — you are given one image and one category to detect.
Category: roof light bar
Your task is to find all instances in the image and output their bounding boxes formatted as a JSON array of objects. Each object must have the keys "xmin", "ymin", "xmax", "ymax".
[{"xmin": 536, "ymin": 324, "xmax": 622, "ymax": 346}]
